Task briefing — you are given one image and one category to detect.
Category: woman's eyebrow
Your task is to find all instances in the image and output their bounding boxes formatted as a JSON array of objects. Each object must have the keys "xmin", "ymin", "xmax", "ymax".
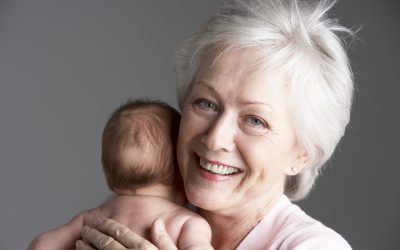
[
  {"xmin": 240, "ymin": 100, "xmax": 277, "ymax": 115},
  {"xmin": 240, "ymin": 100, "xmax": 270, "ymax": 106},
  {"xmin": 193, "ymin": 81, "xmax": 219, "ymax": 95}
]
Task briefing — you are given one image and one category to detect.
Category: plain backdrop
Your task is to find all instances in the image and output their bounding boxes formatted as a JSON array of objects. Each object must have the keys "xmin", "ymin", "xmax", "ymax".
[{"xmin": 0, "ymin": 1, "xmax": 398, "ymax": 249}]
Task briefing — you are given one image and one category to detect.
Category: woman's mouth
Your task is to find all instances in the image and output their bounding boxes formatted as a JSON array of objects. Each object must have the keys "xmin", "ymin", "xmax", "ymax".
[{"xmin": 199, "ymin": 158, "xmax": 240, "ymax": 175}]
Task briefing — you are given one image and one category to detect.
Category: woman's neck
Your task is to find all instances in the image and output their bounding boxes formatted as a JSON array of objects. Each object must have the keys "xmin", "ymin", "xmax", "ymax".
[{"xmin": 199, "ymin": 192, "xmax": 283, "ymax": 250}]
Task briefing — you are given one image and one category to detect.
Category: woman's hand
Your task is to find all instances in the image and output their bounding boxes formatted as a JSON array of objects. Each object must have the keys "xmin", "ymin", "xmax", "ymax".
[{"xmin": 76, "ymin": 217, "xmax": 177, "ymax": 250}]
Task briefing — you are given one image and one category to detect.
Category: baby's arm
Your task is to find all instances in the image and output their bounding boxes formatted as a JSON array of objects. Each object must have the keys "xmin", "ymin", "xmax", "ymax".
[
  {"xmin": 178, "ymin": 216, "xmax": 214, "ymax": 250},
  {"xmin": 28, "ymin": 212, "xmax": 85, "ymax": 250}
]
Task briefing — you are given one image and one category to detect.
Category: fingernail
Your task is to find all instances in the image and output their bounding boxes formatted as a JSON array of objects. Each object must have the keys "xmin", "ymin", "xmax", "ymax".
[
  {"xmin": 94, "ymin": 217, "xmax": 105, "ymax": 226},
  {"xmin": 76, "ymin": 240, "xmax": 83, "ymax": 249},
  {"xmin": 155, "ymin": 218, "xmax": 165, "ymax": 233},
  {"xmin": 81, "ymin": 226, "xmax": 89, "ymax": 236}
]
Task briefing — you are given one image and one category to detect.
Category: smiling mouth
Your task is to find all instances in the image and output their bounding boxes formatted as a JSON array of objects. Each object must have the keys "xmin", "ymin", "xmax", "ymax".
[{"xmin": 199, "ymin": 158, "xmax": 240, "ymax": 175}]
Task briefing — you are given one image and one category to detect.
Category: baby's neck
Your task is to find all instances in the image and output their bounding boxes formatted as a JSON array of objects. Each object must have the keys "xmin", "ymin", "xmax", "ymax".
[{"xmin": 114, "ymin": 184, "xmax": 185, "ymax": 206}]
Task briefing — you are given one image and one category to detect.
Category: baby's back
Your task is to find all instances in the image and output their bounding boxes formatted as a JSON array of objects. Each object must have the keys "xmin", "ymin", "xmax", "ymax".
[
  {"xmin": 85, "ymin": 195, "xmax": 196, "ymax": 244},
  {"xmin": 28, "ymin": 194, "xmax": 212, "ymax": 250}
]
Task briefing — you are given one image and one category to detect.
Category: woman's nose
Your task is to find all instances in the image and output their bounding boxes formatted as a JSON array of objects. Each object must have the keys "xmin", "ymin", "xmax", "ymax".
[{"xmin": 200, "ymin": 113, "xmax": 236, "ymax": 152}]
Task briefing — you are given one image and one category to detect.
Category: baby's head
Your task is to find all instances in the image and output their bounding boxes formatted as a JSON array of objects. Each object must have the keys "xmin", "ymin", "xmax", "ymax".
[{"xmin": 101, "ymin": 99, "xmax": 181, "ymax": 192}]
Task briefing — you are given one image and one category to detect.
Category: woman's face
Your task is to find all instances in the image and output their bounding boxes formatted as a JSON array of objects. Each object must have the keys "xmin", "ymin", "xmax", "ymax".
[{"xmin": 177, "ymin": 50, "xmax": 305, "ymax": 214}]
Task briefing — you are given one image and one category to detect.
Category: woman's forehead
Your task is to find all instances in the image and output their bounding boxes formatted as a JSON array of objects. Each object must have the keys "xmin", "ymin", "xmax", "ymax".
[
  {"xmin": 200, "ymin": 49, "xmax": 266, "ymax": 74},
  {"xmin": 195, "ymin": 51, "xmax": 287, "ymax": 93},
  {"xmin": 197, "ymin": 49, "xmax": 288, "ymax": 85}
]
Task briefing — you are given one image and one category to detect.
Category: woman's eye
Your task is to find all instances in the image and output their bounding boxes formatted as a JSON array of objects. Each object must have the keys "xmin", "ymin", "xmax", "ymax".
[
  {"xmin": 245, "ymin": 116, "xmax": 268, "ymax": 129},
  {"xmin": 193, "ymin": 98, "xmax": 218, "ymax": 111}
]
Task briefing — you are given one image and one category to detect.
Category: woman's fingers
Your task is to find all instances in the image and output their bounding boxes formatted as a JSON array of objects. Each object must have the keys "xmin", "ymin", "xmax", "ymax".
[
  {"xmin": 75, "ymin": 239, "xmax": 98, "ymax": 250},
  {"xmin": 151, "ymin": 219, "xmax": 178, "ymax": 250},
  {"xmin": 81, "ymin": 217, "xmax": 158, "ymax": 250},
  {"xmin": 80, "ymin": 225, "xmax": 127, "ymax": 250}
]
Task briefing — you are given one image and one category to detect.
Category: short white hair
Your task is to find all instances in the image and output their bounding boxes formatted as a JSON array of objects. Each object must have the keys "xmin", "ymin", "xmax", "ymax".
[{"xmin": 175, "ymin": 0, "xmax": 354, "ymax": 200}]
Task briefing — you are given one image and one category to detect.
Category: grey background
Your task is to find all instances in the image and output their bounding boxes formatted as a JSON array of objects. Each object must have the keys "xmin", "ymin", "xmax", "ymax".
[{"xmin": 0, "ymin": 1, "xmax": 398, "ymax": 249}]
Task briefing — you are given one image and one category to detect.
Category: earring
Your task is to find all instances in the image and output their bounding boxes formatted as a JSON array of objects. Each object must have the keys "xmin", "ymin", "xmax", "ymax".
[{"xmin": 291, "ymin": 166, "xmax": 297, "ymax": 174}]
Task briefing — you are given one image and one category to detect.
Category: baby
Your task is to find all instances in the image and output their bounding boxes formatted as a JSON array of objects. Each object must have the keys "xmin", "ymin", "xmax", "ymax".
[{"xmin": 29, "ymin": 99, "xmax": 212, "ymax": 250}]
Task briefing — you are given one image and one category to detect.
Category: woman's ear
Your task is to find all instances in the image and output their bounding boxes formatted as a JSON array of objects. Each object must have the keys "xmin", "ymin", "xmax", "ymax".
[{"xmin": 286, "ymin": 149, "xmax": 310, "ymax": 176}]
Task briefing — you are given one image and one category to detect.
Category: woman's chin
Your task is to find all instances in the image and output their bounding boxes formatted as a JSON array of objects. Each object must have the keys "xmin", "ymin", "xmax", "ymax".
[
  {"xmin": 185, "ymin": 185, "xmax": 231, "ymax": 212},
  {"xmin": 189, "ymin": 197, "xmax": 224, "ymax": 212}
]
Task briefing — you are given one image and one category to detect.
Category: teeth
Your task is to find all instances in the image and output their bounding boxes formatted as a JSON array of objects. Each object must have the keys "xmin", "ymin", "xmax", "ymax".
[{"xmin": 199, "ymin": 158, "xmax": 239, "ymax": 175}]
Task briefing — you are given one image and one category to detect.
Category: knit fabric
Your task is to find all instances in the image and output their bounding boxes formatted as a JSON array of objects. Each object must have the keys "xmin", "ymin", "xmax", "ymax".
[{"xmin": 236, "ymin": 195, "xmax": 352, "ymax": 250}]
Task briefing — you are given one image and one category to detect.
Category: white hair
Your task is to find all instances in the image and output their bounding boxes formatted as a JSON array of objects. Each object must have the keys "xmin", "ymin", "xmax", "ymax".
[{"xmin": 175, "ymin": 0, "xmax": 354, "ymax": 200}]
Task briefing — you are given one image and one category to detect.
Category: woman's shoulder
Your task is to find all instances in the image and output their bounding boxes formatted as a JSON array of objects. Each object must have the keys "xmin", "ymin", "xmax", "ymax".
[
  {"xmin": 271, "ymin": 196, "xmax": 352, "ymax": 249},
  {"xmin": 277, "ymin": 213, "xmax": 352, "ymax": 249},
  {"xmin": 237, "ymin": 195, "xmax": 352, "ymax": 250}
]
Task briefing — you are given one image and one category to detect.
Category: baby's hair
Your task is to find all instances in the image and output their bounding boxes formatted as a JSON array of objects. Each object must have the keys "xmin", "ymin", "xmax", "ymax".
[{"xmin": 101, "ymin": 99, "xmax": 181, "ymax": 191}]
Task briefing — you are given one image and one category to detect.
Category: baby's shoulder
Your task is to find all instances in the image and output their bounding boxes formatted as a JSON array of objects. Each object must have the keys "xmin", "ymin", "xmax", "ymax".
[{"xmin": 163, "ymin": 203, "xmax": 200, "ymax": 224}]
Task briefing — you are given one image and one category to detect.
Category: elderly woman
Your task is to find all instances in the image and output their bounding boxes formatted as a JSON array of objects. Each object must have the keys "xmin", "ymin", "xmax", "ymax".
[{"xmin": 78, "ymin": 0, "xmax": 353, "ymax": 249}]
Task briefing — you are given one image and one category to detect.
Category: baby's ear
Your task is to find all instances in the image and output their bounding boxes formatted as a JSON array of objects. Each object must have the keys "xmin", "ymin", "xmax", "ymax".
[{"xmin": 286, "ymin": 149, "xmax": 310, "ymax": 176}]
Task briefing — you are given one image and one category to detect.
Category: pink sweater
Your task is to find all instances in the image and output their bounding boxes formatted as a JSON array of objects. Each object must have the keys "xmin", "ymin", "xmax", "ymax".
[{"xmin": 236, "ymin": 195, "xmax": 352, "ymax": 250}]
